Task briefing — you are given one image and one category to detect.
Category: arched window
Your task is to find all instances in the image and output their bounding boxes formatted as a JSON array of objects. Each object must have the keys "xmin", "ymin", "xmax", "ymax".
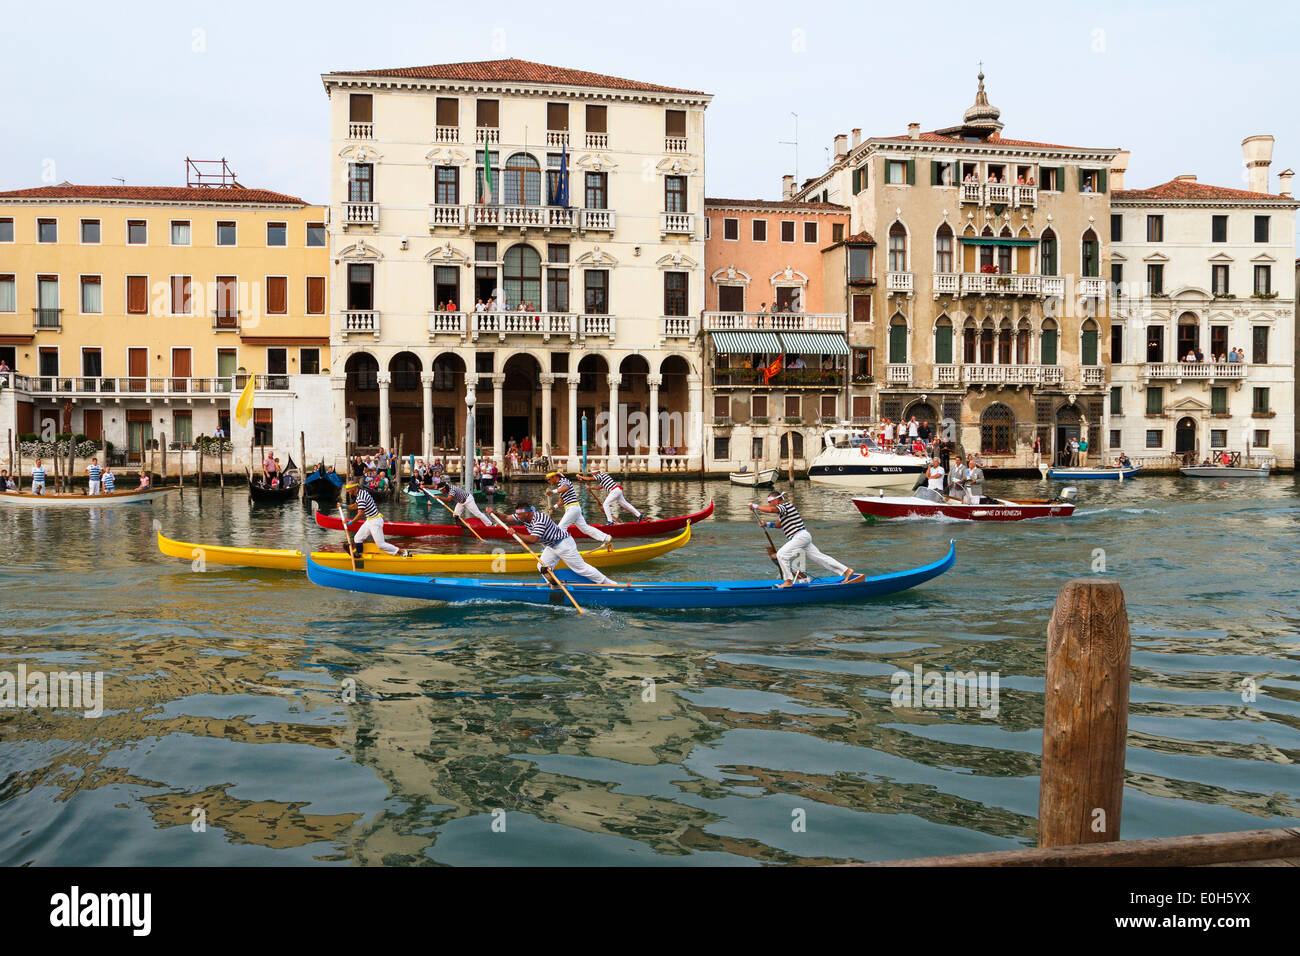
[
  {"xmin": 503, "ymin": 152, "xmax": 542, "ymax": 206},
  {"xmin": 888, "ymin": 222, "xmax": 908, "ymax": 272},
  {"xmin": 345, "ymin": 352, "xmax": 379, "ymax": 391},
  {"xmin": 503, "ymin": 244, "xmax": 541, "ymax": 310},
  {"xmin": 997, "ymin": 318, "xmax": 1012, "ymax": 364},
  {"xmin": 888, "ymin": 314, "xmax": 908, "ymax": 363},
  {"xmin": 963, "ymin": 321, "xmax": 977, "ymax": 363},
  {"xmin": 1040, "ymin": 228, "xmax": 1058, "ymax": 277},
  {"xmin": 389, "ymin": 352, "xmax": 422, "ymax": 391},
  {"xmin": 1081, "ymin": 318, "xmax": 1099, "ymax": 366},
  {"xmin": 1015, "ymin": 318, "xmax": 1031, "ymax": 364},
  {"xmin": 1041, "ymin": 318, "xmax": 1059, "ymax": 365},
  {"xmin": 1081, "ymin": 228, "xmax": 1099, "ymax": 278},
  {"xmin": 997, "ymin": 227, "xmax": 1013, "ymax": 274},
  {"xmin": 935, "ymin": 224, "xmax": 954, "ymax": 274},
  {"xmin": 1177, "ymin": 311, "xmax": 1200, "ymax": 358},
  {"xmin": 779, "ymin": 432, "xmax": 805, "ymax": 458},
  {"xmin": 979, "ymin": 320, "xmax": 994, "ymax": 364},
  {"xmin": 981, "ymin": 403, "xmax": 1015, "ymax": 454},
  {"xmin": 934, "ymin": 314, "xmax": 953, "ymax": 364}
]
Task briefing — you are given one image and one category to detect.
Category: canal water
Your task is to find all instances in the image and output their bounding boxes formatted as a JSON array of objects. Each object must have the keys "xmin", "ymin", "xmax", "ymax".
[{"xmin": 1, "ymin": 475, "xmax": 1298, "ymax": 865}]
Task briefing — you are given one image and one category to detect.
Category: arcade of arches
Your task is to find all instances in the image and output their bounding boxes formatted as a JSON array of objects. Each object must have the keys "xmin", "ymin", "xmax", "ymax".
[{"xmin": 341, "ymin": 349, "xmax": 700, "ymax": 468}]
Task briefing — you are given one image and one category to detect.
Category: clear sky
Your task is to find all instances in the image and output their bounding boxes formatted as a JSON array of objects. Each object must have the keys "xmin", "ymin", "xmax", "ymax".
[{"xmin": 4, "ymin": 0, "xmax": 1298, "ymax": 219}]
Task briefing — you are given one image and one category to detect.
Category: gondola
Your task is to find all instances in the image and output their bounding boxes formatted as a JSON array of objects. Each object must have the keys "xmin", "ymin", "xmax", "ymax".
[
  {"xmin": 0, "ymin": 486, "xmax": 181, "ymax": 508},
  {"xmin": 315, "ymin": 500, "xmax": 715, "ymax": 539},
  {"xmin": 302, "ymin": 467, "xmax": 343, "ymax": 503},
  {"xmin": 248, "ymin": 472, "xmax": 301, "ymax": 503},
  {"xmin": 303, "ymin": 540, "xmax": 957, "ymax": 609},
  {"xmin": 156, "ymin": 523, "xmax": 691, "ymax": 574}
]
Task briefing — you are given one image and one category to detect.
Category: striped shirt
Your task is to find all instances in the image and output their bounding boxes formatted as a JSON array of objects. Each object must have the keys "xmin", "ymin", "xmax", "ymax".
[
  {"xmin": 442, "ymin": 482, "xmax": 471, "ymax": 504},
  {"xmin": 776, "ymin": 502, "xmax": 806, "ymax": 539},
  {"xmin": 31, "ymin": 467, "xmax": 46, "ymax": 483},
  {"xmin": 554, "ymin": 478, "xmax": 579, "ymax": 506},
  {"xmin": 103, "ymin": 473, "xmax": 115, "ymax": 491},
  {"xmin": 524, "ymin": 513, "xmax": 567, "ymax": 547},
  {"xmin": 88, "ymin": 465, "xmax": 101, "ymax": 481},
  {"xmin": 592, "ymin": 471, "xmax": 618, "ymax": 492},
  {"xmin": 356, "ymin": 488, "xmax": 379, "ymax": 519}
]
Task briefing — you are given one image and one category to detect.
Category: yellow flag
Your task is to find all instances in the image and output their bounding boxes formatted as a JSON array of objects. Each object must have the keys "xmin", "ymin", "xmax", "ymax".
[{"xmin": 234, "ymin": 374, "xmax": 256, "ymax": 427}]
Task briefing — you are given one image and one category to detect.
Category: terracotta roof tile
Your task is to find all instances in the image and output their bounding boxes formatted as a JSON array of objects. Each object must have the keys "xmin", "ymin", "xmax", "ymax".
[
  {"xmin": 877, "ymin": 131, "xmax": 1108, "ymax": 151},
  {"xmin": 330, "ymin": 58, "xmax": 706, "ymax": 96},
  {"xmin": 705, "ymin": 197, "xmax": 849, "ymax": 212},
  {"xmin": 1114, "ymin": 179, "xmax": 1289, "ymax": 202},
  {"xmin": 843, "ymin": 231, "xmax": 875, "ymax": 244},
  {"xmin": 0, "ymin": 184, "xmax": 309, "ymax": 205}
]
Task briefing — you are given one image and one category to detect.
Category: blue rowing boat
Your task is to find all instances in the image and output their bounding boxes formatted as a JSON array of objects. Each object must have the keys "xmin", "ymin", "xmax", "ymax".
[
  {"xmin": 1043, "ymin": 464, "xmax": 1140, "ymax": 481},
  {"xmin": 305, "ymin": 541, "xmax": 957, "ymax": 609}
]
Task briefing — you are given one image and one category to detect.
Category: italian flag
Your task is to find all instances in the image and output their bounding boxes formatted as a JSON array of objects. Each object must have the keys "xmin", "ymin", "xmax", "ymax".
[{"xmin": 482, "ymin": 149, "xmax": 495, "ymax": 204}]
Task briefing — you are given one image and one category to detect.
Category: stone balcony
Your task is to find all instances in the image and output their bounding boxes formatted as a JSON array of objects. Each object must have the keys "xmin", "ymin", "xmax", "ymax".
[
  {"xmin": 6, "ymin": 374, "xmax": 247, "ymax": 399},
  {"xmin": 342, "ymin": 202, "xmax": 378, "ymax": 229},
  {"xmin": 348, "ymin": 121, "xmax": 373, "ymax": 139},
  {"xmin": 342, "ymin": 309, "xmax": 380, "ymax": 337},
  {"xmin": 660, "ymin": 212, "xmax": 694, "ymax": 236},
  {"xmin": 702, "ymin": 312, "xmax": 847, "ymax": 333},
  {"xmin": 957, "ymin": 182, "xmax": 1038, "ymax": 207},
  {"xmin": 425, "ymin": 311, "xmax": 618, "ymax": 343},
  {"xmin": 1143, "ymin": 362, "xmax": 1247, "ymax": 383},
  {"xmin": 963, "ymin": 364, "xmax": 1065, "ymax": 386},
  {"xmin": 886, "ymin": 272, "xmax": 914, "ymax": 294},
  {"xmin": 465, "ymin": 204, "xmax": 615, "ymax": 233},
  {"xmin": 961, "ymin": 273, "xmax": 1044, "ymax": 296},
  {"xmin": 886, "ymin": 363, "xmax": 913, "ymax": 385},
  {"xmin": 659, "ymin": 316, "xmax": 699, "ymax": 341}
]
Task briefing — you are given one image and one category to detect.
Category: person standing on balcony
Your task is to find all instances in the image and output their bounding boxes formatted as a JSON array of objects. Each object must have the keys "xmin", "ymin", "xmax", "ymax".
[{"xmin": 580, "ymin": 467, "xmax": 642, "ymax": 523}]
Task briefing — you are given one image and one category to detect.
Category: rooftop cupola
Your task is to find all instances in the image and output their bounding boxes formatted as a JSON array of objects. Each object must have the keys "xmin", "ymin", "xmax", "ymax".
[{"xmin": 962, "ymin": 71, "xmax": 1003, "ymax": 133}]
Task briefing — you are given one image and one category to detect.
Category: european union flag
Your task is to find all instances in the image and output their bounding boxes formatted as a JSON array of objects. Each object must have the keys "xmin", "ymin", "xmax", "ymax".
[{"xmin": 554, "ymin": 140, "xmax": 570, "ymax": 208}]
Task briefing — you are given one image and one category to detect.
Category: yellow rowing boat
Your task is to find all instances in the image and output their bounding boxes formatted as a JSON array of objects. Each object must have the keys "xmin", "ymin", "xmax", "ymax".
[{"xmin": 156, "ymin": 522, "xmax": 691, "ymax": 574}]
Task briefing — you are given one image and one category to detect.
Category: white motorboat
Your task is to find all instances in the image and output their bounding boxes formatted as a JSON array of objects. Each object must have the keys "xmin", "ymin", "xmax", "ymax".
[
  {"xmin": 729, "ymin": 467, "xmax": 780, "ymax": 487},
  {"xmin": 0, "ymin": 486, "xmax": 181, "ymax": 507},
  {"xmin": 807, "ymin": 428, "xmax": 928, "ymax": 492},
  {"xmin": 1180, "ymin": 462, "xmax": 1271, "ymax": 478}
]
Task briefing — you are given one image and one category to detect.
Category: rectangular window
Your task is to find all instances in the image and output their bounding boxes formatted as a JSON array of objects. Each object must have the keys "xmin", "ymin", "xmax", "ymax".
[
  {"xmin": 583, "ymin": 172, "xmax": 607, "ymax": 210},
  {"xmin": 1211, "ymin": 325, "xmax": 1228, "ymax": 358},
  {"xmin": 820, "ymin": 395, "xmax": 837, "ymax": 420},
  {"xmin": 348, "ymin": 163, "xmax": 373, "ymax": 203},
  {"xmin": 1109, "ymin": 429, "xmax": 1121, "ymax": 448},
  {"xmin": 833, "ymin": 223, "xmax": 845, "ymax": 243},
  {"xmin": 1110, "ymin": 214, "xmax": 1122, "ymax": 241},
  {"xmin": 1253, "ymin": 264, "xmax": 1271, "ymax": 295},
  {"xmin": 127, "ymin": 219, "xmax": 147, "ymax": 244},
  {"xmin": 1211, "ymin": 386, "xmax": 1228, "ymax": 415},
  {"xmin": 784, "ymin": 395, "xmax": 801, "ymax": 419},
  {"xmin": 253, "ymin": 408, "xmax": 273, "ymax": 446},
  {"xmin": 266, "ymin": 222, "xmax": 287, "ymax": 246},
  {"xmin": 931, "ymin": 161, "xmax": 956, "ymax": 186},
  {"xmin": 852, "ymin": 395, "xmax": 872, "ymax": 420},
  {"xmin": 81, "ymin": 219, "xmax": 100, "ymax": 243},
  {"xmin": 1212, "ymin": 215, "xmax": 1227, "ymax": 242},
  {"xmin": 265, "ymin": 276, "xmax": 288, "ymax": 315},
  {"xmin": 347, "ymin": 263, "xmax": 373, "ymax": 311},
  {"xmin": 1254, "ymin": 215, "xmax": 1269, "ymax": 242},
  {"xmin": 664, "ymin": 176, "xmax": 687, "ymax": 213},
  {"xmin": 1111, "ymin": 324, "xmax": 1123, "ymax": 363},
  {"xmin": 1210, "ymin": 429, "xmax": 1227, "ymax": 448},
  {"xmin": 780, "ymin": 220, "xmax": 795, "ymax": 243},
  {"xmin": 1111, "ymin": 263, "xmax": 1123, "ymax": 287},
  {"xmin": 848, "ymin": 246, "xmax": 872, "ymax": 282},
  {"xmin": 663, "ymin": 272, "xmax": 688, "ymax": 316},
  {"xmin": 475, "ymin": 242, "xmax": 496, "ymax": 262},
  {"xmin": 1145, "ymin": 429, "xmax": 1163, "ymax": 449},
  {"xmin": 713, "ymin": 394, "xmax": 729, "ymax": 418},
  {"xmin": 435, "ymin": 166, "xmax": 459, "ymax": 205},
  {"xmin": 171, "ymin": 220, "xmax": 191, "ymax": 245},
  {"xmin": 0, "ymin": 274, "xmax": 14, "ymax": 311},
  {"xmin": 713, "ymin": 436, "xmax": 730, "ymax": 459},
  {"xmin": 584, "ymin": 270, "xmax": 608, "ymax": 314},
  {"xmin": 852, "ymin": 294, "xmax": 871, "ymax": 323},
  {"xmin": 1252, "ymin": 326, "xmax": 1268, "ymax": 363},
  {"xmin": 752, "ymin": 394, "xmax": 768, "ymax": 418},
  {"xmin": 80, "ymin": 275, "xmax": 102, "ymax": 314},
  {"xmin": 216, "ymin": 221, "xmax": 236, "ymax": 246},
  {"xmin": 169, "ymin": 275, "xmax": 192, "ymax": 314},
  {"xmin": 476, "ymin": 98, "xmax": 499, "ymax": 127},
  {"xmin": 267, "ymin": 348, "xmax": 288, "ymax": 377},
  {"xmin": 1146, "ymin": 386, "xmax": 1163, "ymax": 415},
  {"xmin": 885, "ymin": 160, "xmax": 907, "ymax": 185},
  {"xmin": 546, "ymin": 258, "xmax": 569, "ymax": 312},
  {"xmin": 546, "ymin": 102, "xmax": 569, "ymax": 131},
  {"xmin": 1146, "ymin": 215, "xmax": 1163, "ymax": 242},
  {"xmin": 585, "ymin": 104, "xmax": 607, "ymax": 133},
  {"xmin": 752, "ymin": 219, "xmax": 767, "ymax": 242},
  {"xmin": 803, "ymin": 221, "xmax": 818, "ymax": 244},
  {"xmin": 82, "ymin": 348, "xmax": 102, "ymax": 378},
  {"xmin": 0, "ymin": 217, "xmax": 12, "ymax": 242},
  {"xmin": 215, "ymin": 276, "xmax": 238, "ymax": 323},
  {"xmin": 434, "ymin": 265, "xmax": 459, "ymax": 309},
  {"xmin": 1212, "ymin": 264, "xmax": 1229, "ymax": 296},
  {"xmin": 300, "ymin": 348, "xmax": 321, "ymax": 375},
  {"xmin": 127, "ymin": 275, "xmax": 149, "ymax": 315},
  {"xmin": 435, "ymin": 97, "xmax": 459, "ymax": 127},
  {"xmin": 718, "ymin": 285, "xmax": 743, "ymax": 312},
  {"xmin": 1147, "ymin": 264, "xmax": 1164, "ymax": 295},
  {"xmin": 306, "ymin": 276, "xmax": 326, "ymax": 315},
  {"xmin": 704, "ymin": 217, "xmax": 710, "ymax": 239},
  {"xmin": 1110, "ymin": 386, "xmax": 1123, "ymax": 416},
  {"xmin": 1255, "ymin": 430, "xmax": 1270, "ymax": 447},
  {"xmin": 38, "ymin": 218, "xmax": 57, "ymax": 243},
  {"xmin": 665, "ymin": 109, "xmax": 686, "ymax": 138},
  {"xmin": 306, "ymin": 222, "xmax": 326, "ymax": 247},
  {"xmin": 349, "ymin": 93, "xmax": 372, "ymax": 122},
  {"xmin": 722, "ymin": 217, "xmax": 738, "ymax": 241},
  {"xmin": 1146, "ymin": 325, "xmax": 1164, "ymax": 362}
]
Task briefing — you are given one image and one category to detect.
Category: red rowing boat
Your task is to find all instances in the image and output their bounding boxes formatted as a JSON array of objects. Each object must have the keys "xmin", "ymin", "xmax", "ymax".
[
  {"xmin": 314, "ymin": 500, "xmax": 714, "ymax": 539},
  {"xmin": 852, "ymin": 491, "xmax": 1075, "ymax": 522}
]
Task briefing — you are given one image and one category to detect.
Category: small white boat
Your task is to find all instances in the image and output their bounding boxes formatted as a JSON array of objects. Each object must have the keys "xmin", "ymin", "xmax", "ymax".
[
  {"xmin": 808, "ymin": 428, "xmax": 927, "ymax": 493},
  {"xmin": 729, "ymin": 467, "xmax": 779, "ymax": 487},
  {"xmin": 0, "ymin": 486, "xmax": 181, "ymax": 507},
  {"xmin": 1180, "ymin": 463, "xmax": 1271, "ymax": 478}
]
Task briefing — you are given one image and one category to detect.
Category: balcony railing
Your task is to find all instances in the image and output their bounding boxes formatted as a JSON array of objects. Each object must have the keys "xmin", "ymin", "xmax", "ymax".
[
  {"xmin": 434, "ymin": 125, "xmax": 459, "ymax": 143},
  {"xmin": 212, "ymin": 310, "xmax": 240, "ymax": 330},
  {"xmin": 958, "ymin": 182, "xmax": 1038, "ymax": 207},
  {"xmin": 1083, "ymin": 366, "xmax": 1104, "ymax": 386},
  {"xmin": 11, "ymin": 375, "xmax": 240, "ymax": 397},
  {"xmin": 472, "ymin": 311, "xmax": 576, "ymax": 340},
  {"xmin": 476, "ymin": 126, "xmax": 500, "ymax": 144},
  {"xmin": 546, "ymin": 130, "xmax": 569, "ymax": 147},
  {"xmin": 348, "ymin": 121, "xmax": 373, "ymax": 139},
  {"xmin": 703, "ymin": 312, "xmax": 847, "ymax": 333},
  {"xmin": 660, "ymin": 316, "xmax": 698, "ymax": 339},
  {"xmin": 665, "ymin": 136, "xmax": 688, "ymax": 153},
  {"xmin": 886, "ymin": 272, "xmax": 913, "ymax": 293},
  {"xmin": 1078, "ymin": 277, "xmax": 1107, "ymax": 299},
  {"xmin": 579, "ymin": 314, "xmax": 616, "ymax": 337},
  {"xmin": 585, "ymin": 132, "xmax": 608, "ymax": 150},
  {"xmin": 343, "ymin": 202, "xmax": 378, "ymax": 227},
  {"xmin": 935, "ymin": 363, "xmax": 960, "ymax": 385},
  {"xmin": 428, "ymin": 204, "xmax": 466, "ymax": 228},
  {"xmin": 33, "ymin": 307, "xmax": 62, "ymax": 329},
  {"xmin": 1143, "ymin": 362, "xmax": 1246, "ymax": 381},
  {"xmin": 961, "ymin": 273, "xmax": 1043, "ymax": 296},
  {"xmin": 428, "ymin": 311, "xmax": 468, "ymax": 337},
  {"xmin": 1042, "ymin": 276, "xmax": 1066, "ymax": 297},
  {"xmin": 660, "ymin": 212, "xmax": 694, "ymax": 235},
  {"xmin": 886, "ymin": 363, "xmax": 913, "ymax": 384},
  {"xmin": 714, "ymin": 367, "xmax": 845, "ymax": 388},
  {"xmin": 1015, "ymin": 185, "xmax": 1037, "ymax": 207},
  {"xmin": 580, "ymin": 208, "xmax": 616, "ymax": 231},
  {"xmin": 960, "ymin": 364, "xmax": 1065, "ymax": 386},
  {"xmin": 342, "ymin": 310, "xmax": 380, "ymax": 335},
  {"xmin": 932, "ymin": 273, "xmax": 960, "ymax": 296},
  {"xmin": 960, "ymin": 183, "xmax": 983, "ymax": 204},
  {"xmin": 986, "ymin": 183, "xmax": 1012, "ymax": 205}
]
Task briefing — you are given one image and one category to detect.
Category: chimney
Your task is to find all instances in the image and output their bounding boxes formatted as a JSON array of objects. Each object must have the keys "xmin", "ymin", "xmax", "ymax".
[
  {"xmin": 1109, "ymin": 149, "xmax": 1130, "ymax": 191},
  {"xmin": 1173, "ymin": 174, "xmax": 1198, "ymax": 183},
  {"xmin": 1243, "ymin": 134, "xmax": 1274, "ymax": 193},
  {"xmin": 907, "ymin": 123, "xmax": 920, "ymax": 141},
  {"xmin": 833, "ymin": 133, "xmax": 848, "ymax": 162},
  {"xmin": 782, "ymin": 174, "xmax": 795, "ymax": 200},
  {"xmin": 851, "ymin": 128, "xmax": 862, "ymax": 149},
  {"xmin": 1280, "ymin": 168, "xmax": 1294, "ymax": 198}
]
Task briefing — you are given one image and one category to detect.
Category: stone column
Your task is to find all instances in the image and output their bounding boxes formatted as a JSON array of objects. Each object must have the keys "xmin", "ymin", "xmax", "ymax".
[
  {"xmin": 567, "ymin": 373, "xmax": 580, "ymax": 470},
  {"xmin": 647, "ymin": 374, "xmax": 662, "ymax": 471},
  {"xmin": 606, "ymin": 373, "xmax": 622, "ymax": 471},
  {"xmin": 539, "ymin": 372, "xmax": 554, "ymax": 464},
  {"xmin": 491, "ymin": 372, "xmax": 505, "ymax": 462},
  {"xmin": 420, "ymin": 372, "xmax": 434, "ymax": 461},
  {"xmin": 377, "ymin": 372, "xmax": 391, "ymax": 451},
  {"xmin": 331, "ymin": 374, "xmax": 348, "ymax": 462},
  {"xmin": 464, "ymin": 373, "xmax": 478, "ymax": 478},
  {"xmin": 687, "ymin": 372, "xmax": 703, "ymax": 466}
]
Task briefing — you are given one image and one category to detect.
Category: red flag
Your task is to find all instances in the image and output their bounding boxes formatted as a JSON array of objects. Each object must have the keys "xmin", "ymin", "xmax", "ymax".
[{"xmin": 762, "ymin": 355, "xmax": 783, "ymax": 385}]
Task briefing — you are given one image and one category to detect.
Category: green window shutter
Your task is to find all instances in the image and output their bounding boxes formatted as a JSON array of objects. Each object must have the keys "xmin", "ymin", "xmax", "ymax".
[
  {"xmin": 905, "ymin": 159, "xmax": 916, "ymax": 185},
  {"xmin": 930, "ymin": 161, "xmax": 941, "ymax": 186},
  {"xmin": 889, "ymin": 325, "xmax": 908, "ymax": 363},
  {"xmin": 935, "ymin": 326, "xmax": 953, "ymax": 364},
  {"xmin": 1041, "ymin": 329, "xmax": 1058, "ymax": 365},
  {"xmin": 1097, "ymin": 169, "xmax": 1108, "ymax": 193},
  {"xmin": 1078, "ymin": 167, "xmax": 1087, "ymax": 190},
  {"xmin": 1146, "ymin": 387, "xmax": 1163, "ymax": 415},
  {"xmin": 1082, "ymin": 329, "xmax": 1098, "ymax": 366},
  {"xmin": 1057, "ymin": 166, "xmax": 1067, "ymax": 191},
  {"xmin": 851, "ymin": 168, "xmax": 860, "ymax": 194}
]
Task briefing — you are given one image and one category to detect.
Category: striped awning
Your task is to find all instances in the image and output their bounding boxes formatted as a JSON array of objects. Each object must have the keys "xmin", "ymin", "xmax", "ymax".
[
  {"xmin": 710, "ymin": 330, "xmax": 782, "ymax": 353},
  {"xmin": 779, "ymin": 332, "xmax": 850, "ymax": 356}
]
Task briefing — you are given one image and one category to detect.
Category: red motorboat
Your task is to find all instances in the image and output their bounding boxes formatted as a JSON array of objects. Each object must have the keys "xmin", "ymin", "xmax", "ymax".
[
  {"xmin": 852, "ymin": 489, "xmax": 1075, "ymax": 522},
  {"xmin": 315, "ymin": 500, "xmax": 714, "ymax": 539}
]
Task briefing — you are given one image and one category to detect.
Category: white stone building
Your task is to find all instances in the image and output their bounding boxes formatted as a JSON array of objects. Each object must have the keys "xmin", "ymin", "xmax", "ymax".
[
  {"xmin": 1108, "ymin": 139, "xmax": 1297, "ymax": 467},
  {"xmin": 321, "ymin": 59, "xmax": 711, "ymax": 471}
]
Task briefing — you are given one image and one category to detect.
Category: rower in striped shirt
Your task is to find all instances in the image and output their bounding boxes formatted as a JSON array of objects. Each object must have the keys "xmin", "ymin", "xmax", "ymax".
[
  {"xmin": 430, "ymin": 475, "xmax": 492, "ymax": 525},
  {"xmin": 578, "ymin": 468, "xmax": 642, "ymax": 523},
  {"xmin": 346, "ymin": 482, "xmax": 408, "ymax": 557},
  {"xmin": 31, "ymin": 458, "xmax": 46, "ymax": 495},
  {"xmin": 751, "ymin": 490, "xmax": 862, "ymax": 588},
  {"xmin": 509, "ymin": 502, "xmax": 616, "ymax": 586},
  {"xmin": 86, "ymin": 458, "xmax": 103, "ymax": 495},
  {"xmin": 544, "ymin": 471, "xmax": 613, "ymax": 549},
  {"xmin": 102, "ymin": 466, "xmax": 116, "ymax": 492}
]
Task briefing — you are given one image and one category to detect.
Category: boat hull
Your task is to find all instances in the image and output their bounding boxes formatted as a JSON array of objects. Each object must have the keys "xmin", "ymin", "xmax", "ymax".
[
  {"xmin": 1179, "ymin": 466, "xmax": 1271, "ymax": 478},
  {"xmin": 0, "ymin": 487, "xmax": 180, "ymax": 507},
  {"xmin": 1044, "ymin": 465, "xmax": 1140, "ymax": 480},
  {"xmin": 853, "ymin": 495, "xmax": 1074, "ymax": 521},
  {"xmin": 305, "ymin": 541, "xmax": 957, "ymax": 609},
  {"xmin": 729, "ymin": 469, "xmax": 779, "ymax": 487},
  {"xmin": 315, "ymin": 500, "xmax": 714, "ymax": 539},
  {"xmin": 157, "ymin": 523, "xmax": 691, "ymax": 574},
  {"xmin": 807, "ymin": 463, "xmax": 926, "ymax": 491}
]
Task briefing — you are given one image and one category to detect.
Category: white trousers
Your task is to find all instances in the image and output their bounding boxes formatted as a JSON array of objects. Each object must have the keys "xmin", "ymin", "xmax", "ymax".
[
  {"xmin": 454, "ymin": 498, "xmax": 490, "ymax": 524},
  {"xmin": 556, "ymin": 503, "xmax": 612, "ymax": 544},
  {"xmin": 89, "ymin": 479, "xmax": 101, "ymax": 495},
  {"xmin": 776, "ymin": 530, "xmax": 848, "ymax": 581},
  {"xmin": 32, "ymin": 480, "xmax": 45, "ymax": 494},
  {"xmin": 540, "ymin": 536, "xmax": 615, "ymax": 586},
  {"xmin": 601, "ymin": 486, "xmax": 641, "ymax": 522},
  {"xmin": 353, "ymin": 515, "xmax": 400, "ymax": 555}
]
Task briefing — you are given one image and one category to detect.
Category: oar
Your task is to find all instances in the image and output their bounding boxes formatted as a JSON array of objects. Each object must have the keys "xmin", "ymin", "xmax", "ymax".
[
  {"xmin": 749, "ymin": 504, "xmax": 781, "ymax": 567},
  {"xmin": 489, "ymin": 513, "xmax": 585, "ymax": 615},
  {"xmin": 337, "ymin": 504, "xmax": 359, "ymax": 572},
  {"xmin": 429, "ymin": 491, "xmax": 486, "ymax": 541}
]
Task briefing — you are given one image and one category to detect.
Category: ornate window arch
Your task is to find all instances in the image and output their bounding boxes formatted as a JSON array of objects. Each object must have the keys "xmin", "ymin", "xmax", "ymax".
[
  {"xmin": 503, "ymin": 152, "xmax": 542, "ymax": 206},
  {"xmin": 503, "ymin": 243, "xmax": 542, "ymax": 309},
  {"xmin": 887, "ymin": 221, "xmax": 908, "ymax": 272},
  {"xmin": 981, "ymin": 402, "xmax": 1015, "ymax": 454},
  {"xmin": 935, "ymin": 222, "xmax": 954, "ymax": 274}
]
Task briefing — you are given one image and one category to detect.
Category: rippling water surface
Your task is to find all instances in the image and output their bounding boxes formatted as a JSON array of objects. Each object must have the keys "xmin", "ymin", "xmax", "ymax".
[{"xmin": 1, "ymin": 474, "xmax": 1298, "ymax": 865}]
